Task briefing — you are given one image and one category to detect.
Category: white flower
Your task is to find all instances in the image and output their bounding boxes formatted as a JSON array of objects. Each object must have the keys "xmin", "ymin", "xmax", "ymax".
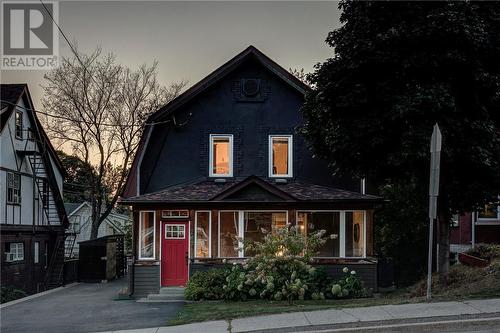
[
  {"xmin": 350, "ymin": 270, "xmax": 356, "ymax": 275},
  {"xmin": 342, "ymin": 267, "xmax": 349, "ymax": 273},
  {"xmin": 222, "ymin": 259, "xmax": 227, "ymax": 264}
]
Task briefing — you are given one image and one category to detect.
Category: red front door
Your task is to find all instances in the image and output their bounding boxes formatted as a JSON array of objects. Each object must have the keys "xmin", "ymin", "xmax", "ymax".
[{"xmin": 161, "ymin": 221, "xmax": 189, "ymax": 286}]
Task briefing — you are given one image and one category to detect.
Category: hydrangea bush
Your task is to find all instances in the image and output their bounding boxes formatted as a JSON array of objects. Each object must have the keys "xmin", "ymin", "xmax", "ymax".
[{"xmin": 185, "ymin": 226, "xmax": 367, "ymax": 302}]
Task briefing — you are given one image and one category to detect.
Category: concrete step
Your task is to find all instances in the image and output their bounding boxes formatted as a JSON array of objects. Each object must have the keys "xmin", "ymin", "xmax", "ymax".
[
  {"xmin": 136, "ymin": 297, "xmax": 186, "ymax": 303},
  {"xmin": 159, "ymin": 287, "xmax": 185, "ymax": 295},
  {"xmin": 147, "ymin": 293, "xmax": 185, "ymax": 301}
]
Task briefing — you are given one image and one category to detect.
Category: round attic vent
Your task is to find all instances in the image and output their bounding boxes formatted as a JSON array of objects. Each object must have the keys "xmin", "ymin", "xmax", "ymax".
[{"xmin": 242, "ymin": 79, "xmax": 260, "ymax": 97}]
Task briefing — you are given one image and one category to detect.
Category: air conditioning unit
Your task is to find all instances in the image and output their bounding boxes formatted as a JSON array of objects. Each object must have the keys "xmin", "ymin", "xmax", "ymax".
[{"xmin": 5, "ymin": 252, "xmax": 14, "ymax": 262}]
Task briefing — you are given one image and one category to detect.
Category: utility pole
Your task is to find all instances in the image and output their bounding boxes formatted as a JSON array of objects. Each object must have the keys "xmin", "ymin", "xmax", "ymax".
[{"xmin": 427, "ymin": 124, "xmax": 442, "ymax": 300}]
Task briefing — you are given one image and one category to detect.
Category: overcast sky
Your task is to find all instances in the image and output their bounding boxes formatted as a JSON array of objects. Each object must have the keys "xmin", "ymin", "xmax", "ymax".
[{"xmin": 1, "ymin": 1, "xmax": 341, "ymax": 109}]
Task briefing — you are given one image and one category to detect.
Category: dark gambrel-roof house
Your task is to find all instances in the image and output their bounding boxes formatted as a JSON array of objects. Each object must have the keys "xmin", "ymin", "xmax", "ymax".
[{"xmin": 121, "ymin": 46, "xmax": 382, "ymax": 297}]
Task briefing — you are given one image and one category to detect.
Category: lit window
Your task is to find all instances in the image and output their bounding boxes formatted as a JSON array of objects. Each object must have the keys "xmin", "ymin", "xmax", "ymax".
[
  {"xmin": 269, "ymin": 135, "xmax": 292, "ymax": 177},
  {"xmin": 243, "ymin": 212, "xmax": 287, "ymax": 256},
  {"xmin": 195, "ymin": 211, "xmax": 211, "ymax": 258},
  {"xmin": 7, "ymin": 172, "xmax": 21, "ymax": 204},
  {"xmin": 15, "ymin": 111, "xmax": 23, "ymax": 139},
  {"xmin": 162, "ymin": 210, "xmax": 189, "ymax": 219},
  {"xmin": 297, "ymin": 211, "xmax": 366, "ymax": 258},
  {"xmin": 209, "ymin": 135, "xmax": 233, "ymax": 177},
  {"xmin": 345, "ymin": 211, "xmax": 365, "ymax": 257},
  {"xmin": 478, "ymin": 203, "xmax": 500, "ymax": 220},
  {"xmin": 219, "ymin": 211, "xmax": 239, "ymax": 257},
  {"xmin": 139, "ymin": 211, "xmax": 155, "ymax": 259}
]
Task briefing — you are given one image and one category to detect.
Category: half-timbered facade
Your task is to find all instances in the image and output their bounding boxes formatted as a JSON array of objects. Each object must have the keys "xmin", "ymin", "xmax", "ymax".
[
  {"xmin": 121, "ymin": 46, "xmax": 382, "ymax": 297},
  {"xmin": 0, "ymin": 84, "xmax": 69, "ymax": 293}
]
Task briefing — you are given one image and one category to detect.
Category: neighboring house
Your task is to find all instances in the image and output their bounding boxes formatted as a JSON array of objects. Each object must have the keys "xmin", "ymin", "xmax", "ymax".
[
  {"xmin": 0, "ymin": 84, "xmax": 69, "ymax": 293},
  {"xmin": 64, "ymin": 202, "xmax": 130, "ymax": 258},
  {"xmin": 121, "ymin": 46, "xmax": 382, "ymax": 297},
  {"xmin": 450, "ymin": 203, "xmax": 500, "ymax": 253}
]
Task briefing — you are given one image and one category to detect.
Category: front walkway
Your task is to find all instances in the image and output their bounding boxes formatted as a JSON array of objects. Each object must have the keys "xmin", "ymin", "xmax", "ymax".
[
  {"xmin": 0, "ymin": 278, "xmax": 183, "ymax": 333},
  {"xmin": 94, "ymin": 298, "xmax": 500, "ymax": 333}
]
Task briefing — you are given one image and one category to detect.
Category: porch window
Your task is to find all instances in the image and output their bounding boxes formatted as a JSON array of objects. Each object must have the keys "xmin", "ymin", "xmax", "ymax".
[
  {"xmin": 219, "ymin": 211, "xmax": 239, "ymax": 257},
  {"xmin": 195, "ymin": 211, "xmax": 211, "ymax": 258},
  {"xmin": 345, "ymin": 211, "xmax": 365, "ymax": 257},
  {"xmin": 15, "ymin": 111, "xmax": 23, "ymax": 139},
  {"xmin": 7, "ymin": 172, "xmax": 21, "ymax": 204},
  {"xmin": 243, "ymin": 212, "xmax": 287, "ymax": 256},
  {"xmin": 209, "ymin": 134, "xmax": 233, "ymax": 177},
  {"xmin": 297, "ymin": 211, "xmax": 366, "ymax": 258},
  {"xmin": 139, "ymin": 211, "xmax": 155, "ymax": 259},
  {"xmin": 162, "ymin": 210, "xmax": 188, "ymax": 219},
  {"xmin": 269, "ymin": 135, "xmax": 292, "ymax": 177},
  {"xmin": 298, "ymin": 212, "xmax": 340, "ymax": 257}
]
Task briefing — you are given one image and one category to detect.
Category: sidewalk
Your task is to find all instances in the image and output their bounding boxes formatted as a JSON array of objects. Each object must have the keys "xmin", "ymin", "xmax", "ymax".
[{"xmin": 93, "ymin": 298, "xmax": 500, "ymax": 333}]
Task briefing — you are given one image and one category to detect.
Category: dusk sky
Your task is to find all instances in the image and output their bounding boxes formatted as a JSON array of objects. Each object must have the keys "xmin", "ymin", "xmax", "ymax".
[{"xmin": 1, "ymin": 1, "xmax": 341, "ymax": 109}]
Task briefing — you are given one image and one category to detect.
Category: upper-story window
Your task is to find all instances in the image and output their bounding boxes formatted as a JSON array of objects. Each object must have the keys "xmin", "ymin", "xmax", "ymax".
[
  {"xmin": 478, "ymin": 202, "xmax": 500, "ymax": 220},
  {"xmin": 209, "ymin": 134, "xmax": 233, "ymax": 177},
  {"xmin": 15, "ymin": 111, "xmax": 23, "ymax": 139},
  {"xmin": 269, "ymin": 135, "xmax": 293, "ymax": 177},
  {"xmin": 7, "ymin": 172, "xmax": 21, "ymax": 204}
]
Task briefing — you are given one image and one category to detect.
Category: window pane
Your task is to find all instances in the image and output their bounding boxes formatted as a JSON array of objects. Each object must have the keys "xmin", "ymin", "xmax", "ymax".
[
  {"xmin": 243, "ymin": 212, "xmax": 286, "ymax": 256},
  {"xmin": 219, "ymin": 212, "xmax": 238, "ymax": 257},
  {"xmin": 213, "ymin": 138, "xmax": 230, "ymax": 175},
  {"xmin": 34, "ymin": 242, "xmax": 39, "ymax": 263},
  {"xmin": 272, "ymin": 138, "xmax": 289, "ymax": 175},
  {"xmin": 196, "ymin": 212, "xmax": 210, "ymax": 257},
  {"xmin": 299, "ymin": 212, "xmax": 340, "ymax": 257},
  {"xmin": 345, "ymin": 212, "xmax": 365, "ymax": 257},
  {"xmin": 140, "ymin": 212, "xmax": 155, "ymax": 258},
  {"xmin": 478, "ymin": 203, "xmax": 498, "ymax": 219}
]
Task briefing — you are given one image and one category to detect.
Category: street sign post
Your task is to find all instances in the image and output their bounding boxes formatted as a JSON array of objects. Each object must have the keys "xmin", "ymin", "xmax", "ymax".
[{"xmin": 427, "ymin": 123, "xmax": 442, "ymax": 300}]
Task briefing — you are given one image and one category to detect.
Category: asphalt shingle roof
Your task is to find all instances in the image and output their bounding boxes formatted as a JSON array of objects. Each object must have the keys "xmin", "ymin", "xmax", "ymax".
[{"xmin": 122, "ymin": 176, "xmax": 381, "ymax": 203}]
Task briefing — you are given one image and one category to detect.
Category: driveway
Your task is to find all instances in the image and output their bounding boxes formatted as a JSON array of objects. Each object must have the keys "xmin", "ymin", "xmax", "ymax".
[{"xmin": 0, "ymin": 278, "xmax": 183, "ymax": 333}]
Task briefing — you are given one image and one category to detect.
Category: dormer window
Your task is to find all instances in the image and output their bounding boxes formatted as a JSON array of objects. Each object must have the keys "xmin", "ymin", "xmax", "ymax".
[
  {"xmin": 209, "ymin": 134, "xmax": 233, "ymax": 177},
  {"xmin": 15, "ymin": 111, "xmax": 23, "ymax": 139},
  {"xmin": 269, "ymin": 135, "xmax": 292, "ymax": 177}
]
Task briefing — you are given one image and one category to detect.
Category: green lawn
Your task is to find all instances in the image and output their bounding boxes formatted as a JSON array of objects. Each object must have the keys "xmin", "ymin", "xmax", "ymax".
[
  {"xmin": 168, "ymin": 290, "xmax": 500, "ymax": 326},
  {"xmin": 168, "ymin": 294, "xmax": 410, "ymax": 326}
]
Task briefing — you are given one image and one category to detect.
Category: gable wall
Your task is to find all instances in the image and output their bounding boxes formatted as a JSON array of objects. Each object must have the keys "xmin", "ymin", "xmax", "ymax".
[{"xmin": 140, "ymin": 58, "xmax": 358, "ymax": 194}]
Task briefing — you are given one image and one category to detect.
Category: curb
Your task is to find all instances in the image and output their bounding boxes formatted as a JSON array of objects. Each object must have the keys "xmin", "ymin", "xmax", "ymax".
[{"xmin": 0, "ymin": 282, "xmax": 80, "ymax": 309}]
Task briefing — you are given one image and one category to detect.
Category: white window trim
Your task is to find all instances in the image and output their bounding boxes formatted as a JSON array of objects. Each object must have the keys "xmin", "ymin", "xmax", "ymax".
[
  {"xmin": 138, "ymin": 211, "xmax": 156, "ymax": 260},
  {"xmin": 296, "ymin": 210, "xmax": 367, "ymax": 259},
  {"xmin": 161, "ymin": 210, "xmax": 189, "ymax": 219},
  {"xmin": 194, "ymin": 211, "xmax": 211, "ymax": 258},
  {"xmin": 268, "ymin": 135, "xmax": 293, "ymax": 178},
  {"xmin": 164, "ymin": 224, "xmax": 186, "ymax": 239},
  {"xmin": 9, "ymin": 242, "xmax": 24, "ymax": 261},
  {"xmin": 476, "ymin": 199, "xmax": 500, "ymax": 223},
  {"xmin": 209, "ymin": 134, "xmax": 233, "ymax": 177},
  {"xmin": 218, "ymin": 210, "xmax": 288, "ymax": 258}
]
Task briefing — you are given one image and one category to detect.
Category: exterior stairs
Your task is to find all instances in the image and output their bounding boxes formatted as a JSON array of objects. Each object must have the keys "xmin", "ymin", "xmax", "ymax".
[{"xmin": 137, "ymin": 287, "xmax": 186, "ymax": 303}]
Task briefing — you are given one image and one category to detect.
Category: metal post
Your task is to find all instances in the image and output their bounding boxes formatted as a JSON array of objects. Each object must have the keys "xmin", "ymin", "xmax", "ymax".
[{"xmin": 427, "ymin": 216, "xmax": 434, "ymax": 299}]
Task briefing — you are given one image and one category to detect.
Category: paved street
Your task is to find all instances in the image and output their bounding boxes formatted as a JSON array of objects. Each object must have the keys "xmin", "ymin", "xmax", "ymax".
[{"xmin": 0, "ymin": 278, "xmax": 183, "ymax": 333}]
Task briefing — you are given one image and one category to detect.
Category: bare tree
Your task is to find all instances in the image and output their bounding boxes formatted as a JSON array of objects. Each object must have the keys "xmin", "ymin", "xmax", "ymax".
[{"xmin": 42, "ymin": 48, "xmax": 187, "ymax": 239}]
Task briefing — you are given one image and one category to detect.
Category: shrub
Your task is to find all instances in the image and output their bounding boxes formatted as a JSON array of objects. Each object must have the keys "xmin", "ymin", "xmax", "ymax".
[
  {"xmin": 185, "ymin": 268, "xmax": 228, "ymax": 301},
  {"xmin": 331, "ymin": 267, "xmax": 367, "ymax": 298},
  {"xmin": 1, "ymin": 286, "xmax": 27, "ymax": 303},
  {"xmin": 466, "ymin": 244, "xmax": 500, "ymax": 260}
]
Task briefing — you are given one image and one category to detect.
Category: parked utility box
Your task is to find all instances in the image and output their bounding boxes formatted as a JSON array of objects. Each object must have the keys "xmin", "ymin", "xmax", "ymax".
[{"xmin": 78, "ymin": 235, "xmax": 125, "ymax": 282}]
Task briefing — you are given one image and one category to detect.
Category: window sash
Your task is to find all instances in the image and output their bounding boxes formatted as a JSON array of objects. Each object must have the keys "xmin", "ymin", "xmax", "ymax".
[
  {"xmin": 297, "ymin": 210, "xmax": 367, "ymax": 259},
  {"xmin": 139, "ymin": 211, "xmax": 156, "ymax": 260},
  {"xmin": 268, "ymin": 135, "xmax": 293, "ymax": 177},
  {"xmin": 209, "ymin": 134, "xmax": 233, "ymax": 177},
  {"xmin": 7, "ymin": 172, "xmax": 21, "ymax": 204},
  {"xmin": 15, "ymin": 111, "xmax": 23, "ymax": 139},
  {"xmin": 34, "ymin": 242, "xmax": 40, "ymax": 264},
  {"xmin": 195, "ymin": 211, "xmax": 211, "ymax": 258},
  {"xmin": 9, "ymin": 242, "xmax": 24, "ymax": 261}
]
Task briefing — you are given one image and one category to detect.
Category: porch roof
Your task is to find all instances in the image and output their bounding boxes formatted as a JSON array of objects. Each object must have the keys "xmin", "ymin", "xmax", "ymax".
[{"xmin": 120, "ymin": 175, "xmax": 382, "ymax": 204}]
